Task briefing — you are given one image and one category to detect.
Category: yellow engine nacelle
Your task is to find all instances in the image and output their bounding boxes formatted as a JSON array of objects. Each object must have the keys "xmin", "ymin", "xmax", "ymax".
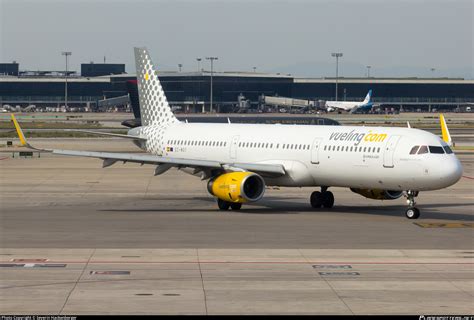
[
  {"xmin": 207, "ymin": 172, "xmax": 265, "ymax": 203},
  {"xmin": 350, "ymin": 188, "xmax": 403, "ymax": 200}
]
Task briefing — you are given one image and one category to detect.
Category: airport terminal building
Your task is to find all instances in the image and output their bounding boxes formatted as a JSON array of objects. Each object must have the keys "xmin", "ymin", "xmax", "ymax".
[{"xmin": 1, "ymin": 61, "xmax": 473, "ymax": 112}]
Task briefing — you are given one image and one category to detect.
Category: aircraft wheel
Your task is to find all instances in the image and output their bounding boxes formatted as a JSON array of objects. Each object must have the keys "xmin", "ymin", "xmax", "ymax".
[
  {"xmin": 217, "ymin": 199, "xmax": 230, "ymax": 210},
  {"xmin": 405, "ymin": 207, "xmax": 420, "ymax": 219},
  {"xmin": 230, "ymin": 203, "xmax": 242, "ymax": 210},
  {"xmin": 322, "ymin": 191, "xmax": 334, "ymax": 208},
  {"xmin": 310, "ymin": 191, "xmax": 323, "ymax": 208}
]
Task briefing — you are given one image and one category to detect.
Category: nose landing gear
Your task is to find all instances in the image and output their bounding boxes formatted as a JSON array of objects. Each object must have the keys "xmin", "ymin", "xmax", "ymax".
[
  {"xmin": 405, "ymin": 190, "xmax": 420, "ymax": 219},
  {"xmin": 310, "ymin": 187, "xmax": 334, "ymax": 208}
]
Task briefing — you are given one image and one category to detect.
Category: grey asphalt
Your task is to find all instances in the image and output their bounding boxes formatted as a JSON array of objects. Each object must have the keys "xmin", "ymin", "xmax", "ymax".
[{"xmin": 0, "ymin": 140, "xmax": 473, "ymax": 315}]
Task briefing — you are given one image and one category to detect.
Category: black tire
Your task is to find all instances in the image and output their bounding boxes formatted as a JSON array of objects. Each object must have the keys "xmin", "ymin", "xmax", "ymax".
[
  {"xmin": 310, "ymin": 191, "xmax": 323, "ymax": 208},
  {"xmin": 230, "ymin": 203, "xmax": 242, "ymax": 210},
  {"xmin": 322, "ymin": 191, "xmax": 334, "ymax": 208},
  {"xmin": 405, "ymin": 207, "xmax": 420, "ymax": 219},
  {"xmin": 217, "ymin": 199, "xmax": 230, "ymax": 210}
]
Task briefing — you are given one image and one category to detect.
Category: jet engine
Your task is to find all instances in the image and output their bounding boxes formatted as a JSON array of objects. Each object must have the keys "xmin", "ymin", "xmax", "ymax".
[
  {"xmin": 350, "ymin": 188, "xmax": 403, "ymax": 200},
  {"xmin": 207, "ymin": 172, "xmax": 265, "ymax": 203}
]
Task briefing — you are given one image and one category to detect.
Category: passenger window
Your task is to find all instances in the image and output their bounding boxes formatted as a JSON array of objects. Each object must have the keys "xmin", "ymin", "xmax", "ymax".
[
  {"xmin": 429, "ymin": 146, "xmax": 445, "ymax": 154},
  {"xmin": 418, "ymin": 145, "xmax": 428, "ymax": 154},
  {"xmin": 409, "ymin": 146, "xmax": 419, "ymax": 155},
  {"xmin": 443, "ymin": 145, "xmax": 453, "ymax": 154},
  {"xmin": 276, "ymin": 144, "xmax": 279, "ymax": 148}
]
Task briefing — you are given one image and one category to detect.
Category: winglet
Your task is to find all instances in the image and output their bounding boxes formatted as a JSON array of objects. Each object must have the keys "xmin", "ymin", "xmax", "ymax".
[
  {"xmin": 10, "ymin": 114, "xmax": 50, "ymax": 151},
  {"xmin": 11, "ymin": 114, "xmax": 27, "ymax": 146},
  {"xmin": 439, "ymin": 114, "xmax": 452, "ymax": 146}
]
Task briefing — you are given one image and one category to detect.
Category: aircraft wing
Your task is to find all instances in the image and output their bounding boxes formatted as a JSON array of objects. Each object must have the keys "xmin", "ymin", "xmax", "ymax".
[
  {"xmin": 54, "ymin": 149, "xmax": 286, "ymax": 175},
  {"xmin": 11, "ymin": 114, "xmax": 285, "ymax": 176}
]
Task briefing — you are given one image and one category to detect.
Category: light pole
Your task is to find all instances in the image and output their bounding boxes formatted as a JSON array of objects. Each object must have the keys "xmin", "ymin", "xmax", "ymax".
[
  {"xmin": 196, "ymin": 58, "xmax": 202, "ymax": 72},
  {"xmin": 178, "ymin": 64, "xmax": 183, "ymax": 72},
  {"xmin": 366, "ymin": 65, "xmax": 371, "ymax": 78},
  {"xmin": 206, "ymin": 57, "xmax": 218, "ymax": 112},
  {"xmin": 62, "ymin": 51, "xmax": 72, "ymax": 108},
  {"xmin": 253, "ymin": 67, "xmax": 257, "ymax": 73},
  {"xmin": 331, "ymin": 52, "xmax": 343, "ymax": 101}
]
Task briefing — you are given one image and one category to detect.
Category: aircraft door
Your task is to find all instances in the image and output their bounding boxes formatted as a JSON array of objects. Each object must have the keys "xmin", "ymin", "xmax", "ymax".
[
  {"xmin": 383, "ymin": 135, "xmax": 401, "ymax": 168},
  {"xmin": 230, "ymin": 135, "xmax": 240, "ymax": 159},
  {"xmin": 311, "ymin": 138, "xmax": 323, "ymax": 164}
]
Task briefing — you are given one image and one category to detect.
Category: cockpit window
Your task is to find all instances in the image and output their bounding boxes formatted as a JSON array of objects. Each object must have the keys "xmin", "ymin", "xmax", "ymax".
[
  {"xmin": 429, "ymin": 146, "xmax": 445, "ymax": 154},
  {"xmin": 409, "ymin": 146, "xmax": 420, "ymax": 154},
  {"xmin": 417, "ymin": 145, "xmax": 429, "ymax": 154},
  {"xmin": 443, "ymin": 145, "xmax": 453, "ymax": 154}
]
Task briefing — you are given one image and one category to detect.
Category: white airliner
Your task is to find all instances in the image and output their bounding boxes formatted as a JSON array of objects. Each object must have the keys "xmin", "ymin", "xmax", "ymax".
[
  {"xmin": 325, "ymin": 90, "xmax": 373, "ymax": 113},
  {"xmin": 12, "ymin": 47, "xmax": 463, "ymax": 219}
]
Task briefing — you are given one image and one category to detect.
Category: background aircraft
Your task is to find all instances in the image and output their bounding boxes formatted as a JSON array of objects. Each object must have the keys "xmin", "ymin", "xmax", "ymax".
[{"xmin": 325, "ymin": 90, "xmax": 373, "ymax": 113}]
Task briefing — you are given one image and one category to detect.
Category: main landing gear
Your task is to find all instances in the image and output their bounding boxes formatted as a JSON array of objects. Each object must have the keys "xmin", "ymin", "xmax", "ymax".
[
  {"xmin": 217, "ymin": 198, "xmax": 242, "ymax": 211},
  {"xmin": 405, "ymin": 190, "xmax": 420, "ymax": 219},
  {"xmin": 310, "ymin": 187, "xmax": 334, "ymax": 208}
]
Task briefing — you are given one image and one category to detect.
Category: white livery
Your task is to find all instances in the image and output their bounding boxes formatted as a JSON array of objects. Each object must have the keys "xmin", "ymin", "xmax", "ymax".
[
  {"xmin": 325, "ymin": 90, "xmax": 373, "ymax": 113},
  {"xmin": 12, "ymin": 47, "xmax": 463, "ymax": 219}
]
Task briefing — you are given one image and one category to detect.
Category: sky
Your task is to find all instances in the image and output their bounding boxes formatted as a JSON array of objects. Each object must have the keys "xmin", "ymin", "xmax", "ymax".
[{"xmin": 0, "ymin": 0, "xmax": 472, "ymax": 78}]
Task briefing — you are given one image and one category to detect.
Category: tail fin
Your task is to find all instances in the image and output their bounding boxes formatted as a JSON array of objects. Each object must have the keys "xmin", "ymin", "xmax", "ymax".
[
  {"xmin": 134, "ymin": 47, "xmax": 178, "ymax": 127},
  {"xmin": 439, "ymin": 114, "xmax": 452, "ymax": 146},
  {"xmin": 363, "ymin": 90, "xmax": 372, "ymax": 103}
]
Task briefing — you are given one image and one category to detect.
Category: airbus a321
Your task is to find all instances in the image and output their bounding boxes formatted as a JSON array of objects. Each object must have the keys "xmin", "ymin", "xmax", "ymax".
[{"xmin": 11, "ymin": 47, "xmax": 463, "ymax": 219}]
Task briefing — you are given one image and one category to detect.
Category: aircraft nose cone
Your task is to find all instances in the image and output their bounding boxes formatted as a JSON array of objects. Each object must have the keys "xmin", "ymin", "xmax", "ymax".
[{"xmin": 441, "ymin": 157, "xmax": 463, "ymax": 186}]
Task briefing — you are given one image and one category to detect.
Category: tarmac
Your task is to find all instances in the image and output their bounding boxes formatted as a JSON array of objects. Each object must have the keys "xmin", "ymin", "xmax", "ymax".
[{"xmin": 0, "ymin": 139, "xmax": 473, "ymax": 314}]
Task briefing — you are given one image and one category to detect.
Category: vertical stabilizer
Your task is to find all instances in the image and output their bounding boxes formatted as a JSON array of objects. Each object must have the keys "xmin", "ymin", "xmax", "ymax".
[
  {"xmin": 363, "ymin": 90, "xmax": 372, "ymax": 103},
  {"xmin": 134, "ymin": 47, "xmax": 178, "ymax": 127}
]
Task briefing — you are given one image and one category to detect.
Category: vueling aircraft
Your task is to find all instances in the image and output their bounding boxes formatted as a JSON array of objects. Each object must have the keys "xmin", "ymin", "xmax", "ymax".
[{"xmin": 11, "ymin": 47, "xmax": 463, "ymax": 219}]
